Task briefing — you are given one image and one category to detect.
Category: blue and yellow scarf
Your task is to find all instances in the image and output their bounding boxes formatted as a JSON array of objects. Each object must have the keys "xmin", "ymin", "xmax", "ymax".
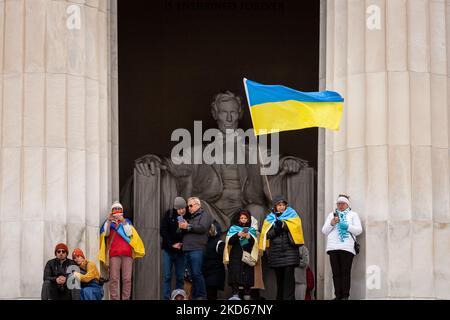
[
  {"xmin": 223, "ymin": 225, "xmax": 258, "ymax": 265},
  {"xmin": 98, "ymin": 219, "xmax": 145, "ymax": 268}
]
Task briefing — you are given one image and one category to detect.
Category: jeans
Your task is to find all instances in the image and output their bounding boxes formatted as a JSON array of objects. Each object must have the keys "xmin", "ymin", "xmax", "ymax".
[
  {"xmin": 184, "ymin": 249, "xmax": 207, "ymax": 299},
  {"xmin": 162, "ymin": 249, "xmax": 186, "ymax": 300},
  {"xmin": 81, "ymin": 281, "xmax": 104, "ymax": 300}
]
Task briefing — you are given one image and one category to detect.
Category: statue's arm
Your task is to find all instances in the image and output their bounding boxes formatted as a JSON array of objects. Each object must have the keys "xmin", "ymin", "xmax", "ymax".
[
  {"xmin": 278, "ymin": 156, "xmax": 309, "ymax": 175},
  {"xmin": 134, "ymin": 154, "xmax": 166, "ymax": 177},
  {"xmin": 260, "ymin": 153, "xmax": 309, "ymax": 201},
  {"xmin": 134, "ymin": 153, "xmax": 194, "ymax": 197}
]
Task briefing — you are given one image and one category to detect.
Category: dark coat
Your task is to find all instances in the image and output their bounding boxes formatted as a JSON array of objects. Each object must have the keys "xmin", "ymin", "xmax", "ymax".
[
  {"xmin": 203, "ymin": 235, "xmax": 225, "ymax": 289},
  {"xmin": 43, "ymin": 258, "xmax": 77, "ymax": 283},
  {"xmin": 182, "ymin": 208, "xmax": 212, "ymax": 251},
  {"xmin": 42, "ymin": 258, "xmax": 79, "ymax": 300},
  {"xmin": 160, "ymin": 208, "xmax": 188, "ymax": 253},
  {"xmin": 227, "ymin": 224, "xmax": 255, "ymax": 287},
  {"xmin": 266, "ymin": 218, "xmax": 300, "ymax": 268}
]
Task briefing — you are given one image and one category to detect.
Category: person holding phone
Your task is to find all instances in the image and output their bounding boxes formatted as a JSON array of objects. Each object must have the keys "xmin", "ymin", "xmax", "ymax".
[
  {"xmin": 322, "ymin": 194, "xmax": 362, "ymax": 300},
  {"xmin": 178, "ymin": 197, "xmax": 212, "ymax": 300},
  {"xmin": 160, "ymin": 197, "xmax": 188, "ymax": 300},
  {"xmin": 223, "ymin": 209, "xmax": 258, "ymax": 300},
  {"xmin": 98, "ymin": 201, "xmax": 145, "ymax": 300}
]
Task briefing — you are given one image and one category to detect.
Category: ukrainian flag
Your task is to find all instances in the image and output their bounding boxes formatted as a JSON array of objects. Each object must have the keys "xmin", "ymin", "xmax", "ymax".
[
  {"xmin": 98, "ymin": 219, "xmax": 145, "ymax": 268},
  {"xmin": 243, "ymin": 78, "xmax": 344, "ymax": 135},
  {"xmin": 223, "ymin": 225, "xmax": 259, "ymax": 265},
  {"xmin": 259, "ymin": 207, "xmax": 304, "ymax": 251}
]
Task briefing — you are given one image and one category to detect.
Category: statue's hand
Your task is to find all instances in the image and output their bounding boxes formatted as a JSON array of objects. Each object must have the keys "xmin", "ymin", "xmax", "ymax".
[
  {"xmin": 135, "ymin": 155, "xmax": 167, "ymax": 177},
  {"xmin": 279, "ymin": 158, "xmax": 308, "ymax": 175}
]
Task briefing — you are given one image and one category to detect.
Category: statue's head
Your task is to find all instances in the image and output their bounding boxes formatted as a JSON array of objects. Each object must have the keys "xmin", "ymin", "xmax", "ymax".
[{"xmin": 211, "ymin": 91, "xmax": 244, "ymax": 133}]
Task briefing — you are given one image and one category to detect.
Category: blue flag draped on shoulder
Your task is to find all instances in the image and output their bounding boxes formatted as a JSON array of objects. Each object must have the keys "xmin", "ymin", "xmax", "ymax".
[{"xmin": 243, "ymin": 78, "xmax": 344, "ymax": 135}]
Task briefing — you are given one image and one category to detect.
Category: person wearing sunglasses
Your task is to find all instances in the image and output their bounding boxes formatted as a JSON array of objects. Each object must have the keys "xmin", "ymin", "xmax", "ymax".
[
  {"xmin": 41, "ymin": 243, "xmax": 80, "ymax": 300},
  {"xmin": 177, "ymin": 197, "xmax": 211, "ymax": 300}
]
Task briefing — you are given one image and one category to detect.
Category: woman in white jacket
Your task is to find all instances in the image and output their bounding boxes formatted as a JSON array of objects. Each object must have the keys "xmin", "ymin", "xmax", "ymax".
[{"xmin": 322, "ymin": 194, "xmax": 362, "ymax": 300}]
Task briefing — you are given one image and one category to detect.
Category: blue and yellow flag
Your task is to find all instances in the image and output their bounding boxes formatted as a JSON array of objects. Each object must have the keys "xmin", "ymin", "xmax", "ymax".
[
  {"xmin": 223, "ymin": 225, "xmax": 259, "ymax": 265},
  {"xmin": 243, "ymin": 78, "xmax": 344, "ymax": 135},
  {"xmin": 98, "ymin": 219, "xmax": 145, "ymax": 268},
  {"xmin": 259, "ymin": 207, "xmax": 304, "ymax": 251}
]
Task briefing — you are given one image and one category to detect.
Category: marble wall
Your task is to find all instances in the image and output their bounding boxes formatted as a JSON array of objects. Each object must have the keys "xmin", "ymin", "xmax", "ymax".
[
  {"xmin": 0, "ymin": 0, "xmax": 118, "ymax": 299},
  {"xmin": 319, "ymin": 0, "xmax": 450, "ymax": 299},
  {"xmin": 2, "ymin": 0, "xmax": 449, "ymax": 300}
]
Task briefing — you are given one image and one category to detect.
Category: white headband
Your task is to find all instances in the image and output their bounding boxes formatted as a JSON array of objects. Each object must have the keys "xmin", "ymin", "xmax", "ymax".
[
  {"xmin": 336, "ymin": 196, "xmax": 350, "ymax": 205},
  {"xmin": 111, "ymin": 201, "xmax": 123, "ymax": 211}
]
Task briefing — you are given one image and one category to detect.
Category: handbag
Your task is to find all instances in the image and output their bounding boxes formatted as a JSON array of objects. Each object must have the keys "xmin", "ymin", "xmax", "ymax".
[
  {"xmin": 349, "ymin": 232, "xmax": 360, "ymax": 255},
  {"xmin": 241, "ymin": 251, "xmax": 257, "ymax": 266}
]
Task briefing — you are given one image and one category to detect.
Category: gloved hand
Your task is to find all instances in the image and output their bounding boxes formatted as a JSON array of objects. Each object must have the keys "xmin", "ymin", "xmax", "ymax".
[{"xmin": 338, "ymin": 222, "xmax": 349, "ymax": 231}]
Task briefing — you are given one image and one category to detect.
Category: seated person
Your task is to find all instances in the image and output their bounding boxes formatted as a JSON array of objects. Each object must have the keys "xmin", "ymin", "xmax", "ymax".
[
  {"xmin": 72, "ymin": 248, "xmax": 104, "ymax": 300},
  {"xmin": 41, "ymin": 243, "xmax": 80, "ymax": 300}
]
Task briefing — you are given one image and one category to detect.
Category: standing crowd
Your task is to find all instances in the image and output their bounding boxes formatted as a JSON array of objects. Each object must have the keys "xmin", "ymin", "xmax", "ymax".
[{"xmin": 41, "ymin": 194, "xmax": 362, "ymax": 300}]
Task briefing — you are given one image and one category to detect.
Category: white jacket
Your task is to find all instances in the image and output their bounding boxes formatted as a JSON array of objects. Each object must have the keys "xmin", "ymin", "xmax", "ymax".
[{"xmin": 322, "ymin": 210, "xmax": 362, "ymax": 255}]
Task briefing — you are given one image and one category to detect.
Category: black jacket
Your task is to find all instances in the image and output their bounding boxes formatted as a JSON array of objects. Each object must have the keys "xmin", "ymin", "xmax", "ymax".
[
  {"xmin": 266, "ymin": 218, "xmax": 300, "ymax": 268},
  {"xmin": 182, "ymin": 209, "xmax": 212, "ymax": 251},
  {"xmin": 160, "ymin": 209, "xmax": 188, "ymax": 253},
  {"xmin": 43, "ymin": 258, "xmax": 77, "ymax": 283},
  {"xmin": 227, "ymin": 231, "xmax": 255, "ymax": 287},
  {"xmin": 203, "ymin": 235, "xmax": 225, "ymax": 289}
]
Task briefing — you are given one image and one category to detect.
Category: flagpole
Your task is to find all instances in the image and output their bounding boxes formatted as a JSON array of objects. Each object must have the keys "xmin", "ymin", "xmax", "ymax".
[{"xmin": 243, "ymin": 78, "xmax": 273, "ymax": 202}]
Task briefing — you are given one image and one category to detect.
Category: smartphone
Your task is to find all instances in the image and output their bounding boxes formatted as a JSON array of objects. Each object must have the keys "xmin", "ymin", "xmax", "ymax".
[
  {"xmin": 177, "ymin": 216, "xmax": 185, "ymax": 223},
  {"xmin": 242, "ymin": 227, "xmax": 249, "ymax": 233},
  {"xmin": 333, "ymin": 212, "xmax": 338, "ymax": 218}
]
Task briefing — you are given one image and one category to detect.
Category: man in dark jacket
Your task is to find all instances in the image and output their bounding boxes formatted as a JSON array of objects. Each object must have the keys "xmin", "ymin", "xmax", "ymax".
[
  {"xmin": 178, "ymin": 197, "xmax": 212, "ymax": 300},
  {"xmin": 160, "ymin": 196, "xmax": 188, "ymax": 300},
  {"xmin": 41, "ymin": 243, "xmax": 80, "ymax": 300},
  {"xmin": 266, "ymin": 196, "xmax": 302, "ymax": 300}
]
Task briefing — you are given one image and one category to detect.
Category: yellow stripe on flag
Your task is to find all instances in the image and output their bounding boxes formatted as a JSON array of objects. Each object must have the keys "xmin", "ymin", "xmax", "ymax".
[{"xmin": 250, "ymin": 100, "xmax": 343, "ymax": 135}]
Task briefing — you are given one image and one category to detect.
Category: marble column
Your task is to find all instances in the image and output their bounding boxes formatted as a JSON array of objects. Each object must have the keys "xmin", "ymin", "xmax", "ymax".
[
  {"xmin": 0, "ymin": 0, "xmax": 118, "ymax": 299},
  {"xmin": 319, "ymin": 0, "xmax": 450, "ymax": 299}
]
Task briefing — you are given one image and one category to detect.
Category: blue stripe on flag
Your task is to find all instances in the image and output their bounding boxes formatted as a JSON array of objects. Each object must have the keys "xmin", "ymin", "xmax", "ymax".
[{"xmin": 245, "ymin": 79, "xmax": 344, "ymax": 105}]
